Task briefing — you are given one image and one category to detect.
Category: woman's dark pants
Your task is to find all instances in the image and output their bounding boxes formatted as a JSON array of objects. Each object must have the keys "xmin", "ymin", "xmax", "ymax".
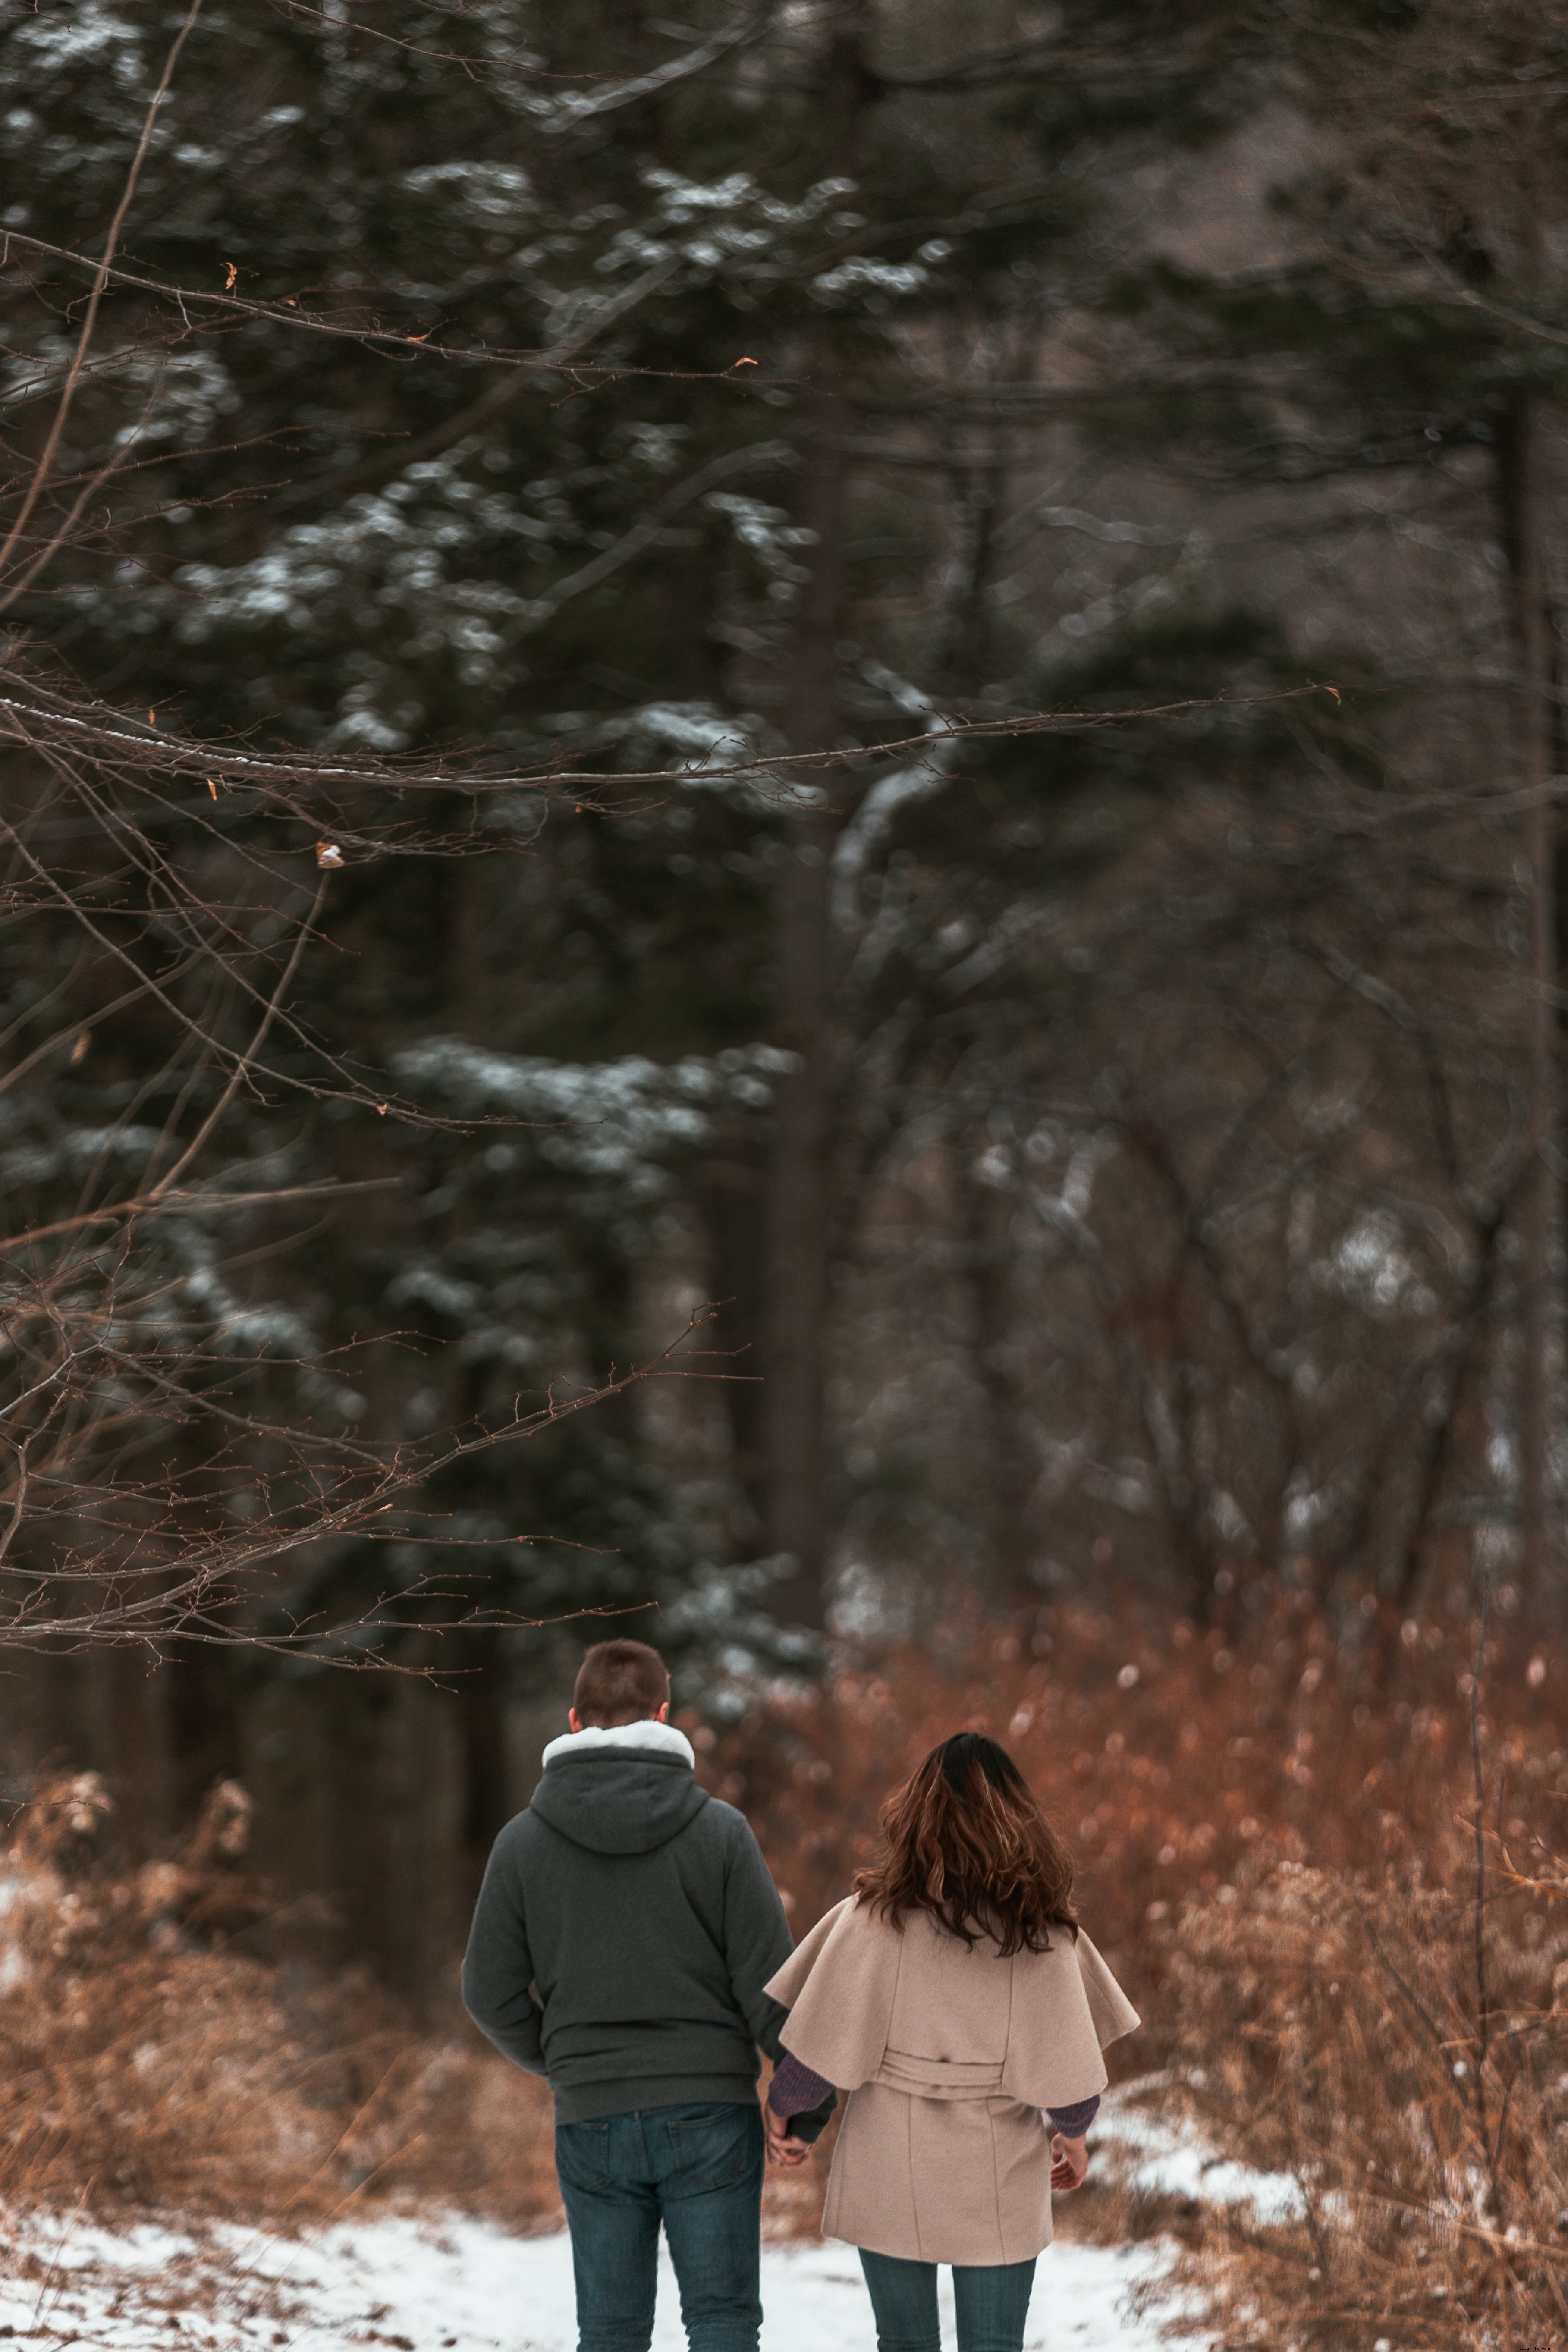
[
  {"xmin": 555, "ymin": 2101, "xmax": 764, "ymax": 2352},
  {"xmin": 858, "ymin": 2246, "xmax": 1038, "ymax": 2352}
]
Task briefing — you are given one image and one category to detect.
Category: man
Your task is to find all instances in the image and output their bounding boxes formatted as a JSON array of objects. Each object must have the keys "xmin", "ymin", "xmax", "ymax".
[{"xmin": 462, "ymin": 1638, "xmax": 832, "ymax": 2352}]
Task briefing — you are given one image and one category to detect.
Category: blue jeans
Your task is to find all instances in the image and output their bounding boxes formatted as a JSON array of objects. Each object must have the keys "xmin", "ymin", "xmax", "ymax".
[
  {"xmin": 555, "ymin": 2101, "xmax": 764, "ymax": 2352},
  {"xmin": 858, "ymin": 2248, "xmax": 1038, "ymax": 2352}
]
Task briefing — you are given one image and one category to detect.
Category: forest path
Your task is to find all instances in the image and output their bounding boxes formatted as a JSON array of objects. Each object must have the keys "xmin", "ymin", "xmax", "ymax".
[{"xmin": 0, "ymin": 2211, "xmax": 1187, "ymax": 2352}]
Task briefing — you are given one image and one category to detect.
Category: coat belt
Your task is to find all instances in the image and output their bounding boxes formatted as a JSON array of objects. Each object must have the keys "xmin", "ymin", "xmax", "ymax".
[{"xmin": 874, "ymin": 2048, "xmax": 1007, "ymax": 2098}]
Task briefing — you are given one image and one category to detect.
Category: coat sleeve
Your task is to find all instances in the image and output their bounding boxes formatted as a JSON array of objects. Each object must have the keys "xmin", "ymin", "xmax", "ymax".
[
  {"xmin": 719, "ymin": 1813, "xmax": 797, "ymax": 2059},
  {"xmin": 461, "ymin": 1824, "xmax": 547, "ymax": 2074}
]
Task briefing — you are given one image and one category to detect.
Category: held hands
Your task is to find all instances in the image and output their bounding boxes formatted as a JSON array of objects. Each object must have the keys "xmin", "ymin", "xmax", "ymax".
[{"xmin": 764, "ymin": 2103, "xmax": 812, "ymax": 2169}]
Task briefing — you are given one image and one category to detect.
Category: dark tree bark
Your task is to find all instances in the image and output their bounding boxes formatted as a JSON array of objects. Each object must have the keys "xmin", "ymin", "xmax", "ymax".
[
  {"xmin": 757, "ymin": 0, "xmax": 869, "ymax": 1628},
  {"xmin": 954, "ymin": 1144, "xmax": 1040, "ymax": 1598},
  {"xmin": 929, "ymin": 450, "xmax": 1006, "ymax": 694},
  {"xmin": 1496, "ymin": 395, "xmax": 1558, "ymax": 1603},
  {"xmin": 459, "ymin": 1627, "xmax": 509, "ymax": 1868},
  {"xmin": 694, "ymin": 1122, "xmax": 771, "ymax": 1544},
  {"xmin": 761, "ymin": 584, "xmax": 841, "ymax": 1624}
]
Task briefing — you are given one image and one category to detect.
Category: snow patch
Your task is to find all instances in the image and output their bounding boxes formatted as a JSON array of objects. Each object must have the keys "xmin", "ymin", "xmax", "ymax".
[
  {"xmin": 1097, "ymin": 2088, "xmax": 1304, "ymax": 2222},
  {"xmin": 0, "ymin": 2210, "xmax": 1188, "ymax": 2352}
]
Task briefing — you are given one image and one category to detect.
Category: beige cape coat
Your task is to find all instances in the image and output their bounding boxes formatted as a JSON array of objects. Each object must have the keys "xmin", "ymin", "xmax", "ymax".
[{"xmin": 764, "ymin": 1896, "xmax": 1139, "ymax": 2266}]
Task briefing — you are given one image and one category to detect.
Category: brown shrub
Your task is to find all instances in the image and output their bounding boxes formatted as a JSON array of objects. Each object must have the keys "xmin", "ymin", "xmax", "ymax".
[
  {"xmin": 707, "ymin": 1596, "xmax": 1568, "ymax": 2333},
  {"xmin": 0, "ymin": 1771, "xmax": 559, "ymax": 2230},
  {"xmin": 1150, "ymin": 1829, "xmax": 1568, "ymax": 2350},
  {"xmin": 704, "ymin": 1595, "xmax": 1568, "ymax": 2040},
  {"xmin": 13, "ymin": 1589, "xmax": 1568, "ymax": 2314}
]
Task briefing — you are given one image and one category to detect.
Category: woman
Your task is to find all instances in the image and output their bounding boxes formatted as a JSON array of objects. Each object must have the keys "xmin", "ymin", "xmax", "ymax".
[{"xmin": 761, "ymin": 1732, "xmax": 1138, "ymax": 2352}]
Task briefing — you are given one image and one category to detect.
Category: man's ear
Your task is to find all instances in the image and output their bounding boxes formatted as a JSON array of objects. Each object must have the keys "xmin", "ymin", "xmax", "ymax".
[
  {"xmin": 568, "ymin": 1707, "xmax": 582, "ymax": 1733},
  {"xmin": 657, "ymin": 1700, "xmax": 671, "ymax": 1723}
]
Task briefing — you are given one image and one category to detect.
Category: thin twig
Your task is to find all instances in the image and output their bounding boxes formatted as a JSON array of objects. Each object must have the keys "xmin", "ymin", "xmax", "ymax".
[
  {"xmin": 148, "ymin": 875, "xmax": 329, "ymax": 1196},
  {"xmin": 0, "ymin": 0, "xmax": 207, "ymax": 606}
]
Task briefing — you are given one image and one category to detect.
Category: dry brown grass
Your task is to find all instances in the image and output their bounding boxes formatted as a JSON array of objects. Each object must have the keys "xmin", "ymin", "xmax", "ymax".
[
  {"xmin": 717, "ymin": 1596, "xmax": 1568, "ymax": 2339},
  {"xmin": 1145, "ymin": 1821, "xmax": 1568, "ymax": 2351},
  {"xmin": 708, "ymin": 1595, "xmax": 1565, "ymax": 2021},
  {"xmin": 13, "ymin": 1589, "xmax": 1568, "ymax": 2352},
  {"xmin": 0, "ymin": 1772, "xmax": 561, "ymax": 2231}
]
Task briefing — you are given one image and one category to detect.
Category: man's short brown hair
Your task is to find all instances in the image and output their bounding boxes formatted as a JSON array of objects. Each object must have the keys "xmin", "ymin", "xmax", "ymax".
[{"xmin": 573, "ymin": 1638, "xmax": 671, "ymax": 1727}]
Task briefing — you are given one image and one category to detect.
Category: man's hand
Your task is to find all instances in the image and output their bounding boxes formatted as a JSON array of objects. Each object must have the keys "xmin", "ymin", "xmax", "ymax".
[
  {"xmin": 764, "ymin": 2103, "xmax": 811, "ymax": 2168},
  {"xmin": 1050, "ymin": 2132, "xmax": 1089, "ymax": 2192}
]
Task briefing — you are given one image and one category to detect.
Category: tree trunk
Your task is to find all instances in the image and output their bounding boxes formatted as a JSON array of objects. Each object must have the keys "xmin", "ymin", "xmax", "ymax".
[
  {"xmin": 1498, "ymin": 396, "xmax": 1557, "ymax": 1602},
  {"xmin": 761, "ymin": 447, "xmax": 843, "ymax": 1624},
  {"xmin": 694, "ymin": 1119, "xmax": 770, "ymax": 1545},
  {"xmin": 459, "ymin": 1626, "xmax": 509, "ymax": 1865},
  {"xmin": 930, "ymin": 451, "xmax": 1005, "ymax": 694},
  {"xmin": 953, "ymin": 1144, "xmax": 1040, "ymax": 1598},
  {"xmin": 758, "ymin": 1, "xmax": 868, "ymax": 1628}
]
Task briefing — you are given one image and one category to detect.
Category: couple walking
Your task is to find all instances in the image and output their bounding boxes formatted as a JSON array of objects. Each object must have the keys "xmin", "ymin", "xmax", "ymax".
[{"xmin": 463, "ymin": 1639, "xmax": 1138, "ymax": 2352}]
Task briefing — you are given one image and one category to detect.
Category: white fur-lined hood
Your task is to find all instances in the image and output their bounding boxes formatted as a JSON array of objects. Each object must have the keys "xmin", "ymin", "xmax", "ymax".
[{"xmin": 540, "ymin": 1719, "xmax": 695, "ymax": 1770}]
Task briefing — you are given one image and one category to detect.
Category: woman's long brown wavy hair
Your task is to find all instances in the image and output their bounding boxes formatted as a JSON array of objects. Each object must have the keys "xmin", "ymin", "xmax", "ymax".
[{"xmin": 853, "ymin": 1732, "xmax": 1078, "ymax": 1956}]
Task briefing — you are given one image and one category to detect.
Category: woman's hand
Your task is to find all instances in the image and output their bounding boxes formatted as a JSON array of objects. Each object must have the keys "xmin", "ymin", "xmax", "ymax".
[
  {"xmin": 1049, "ymin": 2132, "xmax": 1088, "ymax": 2192},
  {"xmin": 764, "ymin": 2104, "xmax": 811, "ymax": 2168}
]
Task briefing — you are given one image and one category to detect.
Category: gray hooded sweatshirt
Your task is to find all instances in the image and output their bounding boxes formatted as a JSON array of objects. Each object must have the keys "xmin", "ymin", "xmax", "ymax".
[{"xmin": 462, "ymin": 1721, "xmax": 823, "ymax": 2128}]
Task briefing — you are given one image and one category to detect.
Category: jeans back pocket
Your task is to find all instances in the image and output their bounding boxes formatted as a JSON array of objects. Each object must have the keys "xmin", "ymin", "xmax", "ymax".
[{"xmin": 666, "ymin": 2103, "xmax": 756, "ymax": 2194}]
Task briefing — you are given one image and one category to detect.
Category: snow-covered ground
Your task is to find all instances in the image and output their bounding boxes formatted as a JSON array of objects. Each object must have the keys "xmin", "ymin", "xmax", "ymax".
[
  {"xmin": 0, "ymin": 2210, "xmax": 1181, "ymax": 2352},
  {"xmin": 0, "ymin": 2083, "xmax": 1300, "ymax": 2352}
]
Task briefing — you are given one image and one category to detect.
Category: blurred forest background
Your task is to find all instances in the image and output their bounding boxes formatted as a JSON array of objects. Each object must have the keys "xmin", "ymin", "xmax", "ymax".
[
  {"xmin": 3, "ymin": 0, "xmax": 1568, "ymax": 2044},
  {"xmin": 9, "ymin": 3, "xmax": 1568, "ymax": 2333},
  {"xmin": 9, "ymin": 0, "xmax": 1568, "ymax": 2258}
]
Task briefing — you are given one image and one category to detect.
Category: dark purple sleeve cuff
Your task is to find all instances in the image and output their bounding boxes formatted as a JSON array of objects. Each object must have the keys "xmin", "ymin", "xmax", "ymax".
[
  {"xmin": 1046, "ymin": 2095, "xmax": 1100, "ymax": 2136},
  {"xmin": 768, "ymin": 2051, "xmax": 836, "ymax": 2116}
]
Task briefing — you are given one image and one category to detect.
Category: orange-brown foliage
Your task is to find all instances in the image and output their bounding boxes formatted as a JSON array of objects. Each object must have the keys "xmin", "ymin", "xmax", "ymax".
[
  {"xmin": 1151, "ymin": 1826, "xmax": 1568, "ymax": 2351},
  {"xmin": 704, "ymin": 1597, "xmax": 1568, "ymax": 2339},
  {"xmin": 0, "ymin": 1772, "xmax": 559, "ymax": 2229},
  {"xmin": 11, "ymin": 1591, "xmax": 1568, "ymax": 2346},
  {"xmin": 704, "ymin": 1596, "xmax": 1567, "ymax": 2039}
]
